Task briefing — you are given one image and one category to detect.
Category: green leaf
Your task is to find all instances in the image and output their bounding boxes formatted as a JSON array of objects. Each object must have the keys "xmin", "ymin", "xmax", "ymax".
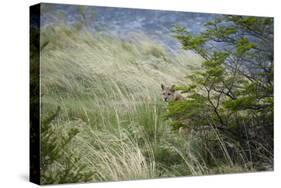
[{"xmin": 236, "ymin": 37, "xmax": 255, "ymax": 55}]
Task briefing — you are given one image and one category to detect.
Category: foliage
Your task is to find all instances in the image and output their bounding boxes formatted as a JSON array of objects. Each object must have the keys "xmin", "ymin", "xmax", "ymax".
[
  {"xmin": 170, "ymin": 15, "xmax": 273, "ymax": 169},
  {"xmin": 41, "ymin": 107, "xmax": 93, "ymax": 184},
  {"xmin": 37, "ymin": 18, "xmax": 203, "ymax": 184},
  {"xmin": 36, "ymin": 9, "xmax": 273, "ymax": 184}
]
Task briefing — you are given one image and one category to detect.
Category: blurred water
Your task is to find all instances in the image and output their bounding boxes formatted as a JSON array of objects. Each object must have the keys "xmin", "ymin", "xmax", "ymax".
[{"xmin": 40, "ymin": 3, "xmax": 218, "ymax": 49}]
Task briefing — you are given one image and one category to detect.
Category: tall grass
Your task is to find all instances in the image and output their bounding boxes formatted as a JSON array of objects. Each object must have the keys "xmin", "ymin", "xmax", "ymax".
[{"xmin": 39, "ymin": 24, "xmax": 251, "ymax": 184}]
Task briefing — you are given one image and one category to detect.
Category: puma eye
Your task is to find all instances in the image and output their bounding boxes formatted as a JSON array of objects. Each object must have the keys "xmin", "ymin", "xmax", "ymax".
[{"xmin": 168, "ymin": 93, "xmax": 171, "ymax": 95}]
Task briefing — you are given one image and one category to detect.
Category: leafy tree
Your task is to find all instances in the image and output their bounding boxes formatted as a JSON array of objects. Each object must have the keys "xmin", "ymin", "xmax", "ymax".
[{"xmin": 169, "ymin": 15, "xmax": 273, "ymax": 169}]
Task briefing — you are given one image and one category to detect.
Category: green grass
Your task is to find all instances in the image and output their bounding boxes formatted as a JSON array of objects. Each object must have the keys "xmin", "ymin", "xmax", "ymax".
[{"xmin": 39, "ymin": 24, "xmax": 251, "ymax": 184}]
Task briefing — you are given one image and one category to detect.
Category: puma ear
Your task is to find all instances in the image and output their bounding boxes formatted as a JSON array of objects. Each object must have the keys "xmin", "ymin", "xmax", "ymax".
[
  {"xmin": 161, "ymin": 84, "xmax": 165, "ymax": 90},
  {"xmin": 170, "ymin": 85, "xmax": 176, "ymax": 92}
]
